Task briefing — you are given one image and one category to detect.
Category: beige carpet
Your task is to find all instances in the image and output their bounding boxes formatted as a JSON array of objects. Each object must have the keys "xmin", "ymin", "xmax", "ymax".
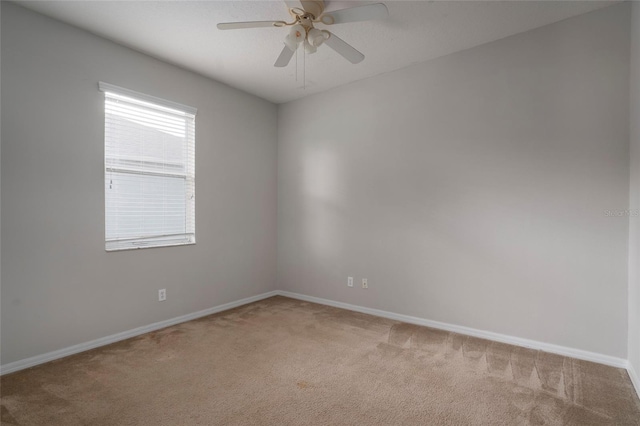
[{"xmin": 1, "ymin": 296, "xmax": 639, "ymax": 425}]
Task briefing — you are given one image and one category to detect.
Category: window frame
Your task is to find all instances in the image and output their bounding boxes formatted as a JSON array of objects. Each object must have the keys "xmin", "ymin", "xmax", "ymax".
[{"xmin": 100, "ymin": 82, "xmax": 197, "ymax": 251}]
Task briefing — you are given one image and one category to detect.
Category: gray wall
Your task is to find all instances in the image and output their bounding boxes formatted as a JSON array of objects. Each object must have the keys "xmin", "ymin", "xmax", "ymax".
[
  {"xmin": 1, "ymin": 3, "xmax": 278, "ymax": 364},
  {"xmin": 630, "ymin": 2, "xmax": 640, "ymax": 379},
  {"xmin": 278, "ymin": 4, "xmax": 630, "ymax": 358},
  {"xmin": 2, "ymin": 1, "xmax": 634, "ymax": 367}
]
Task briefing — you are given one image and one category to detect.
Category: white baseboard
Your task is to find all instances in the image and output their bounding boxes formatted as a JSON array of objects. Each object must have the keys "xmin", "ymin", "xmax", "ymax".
[
  {"xmin": 1, "ymin": 288, "xmax": 634, "ymax": 394},
  {"xmin": 628, "ymin": 362, "xmax": 640, "ymax": 397},
  {"xmin": 276, "ymin": 290, "xmax": 629, "ymax": 369},
  {"xmin": 0, "ymin": 290, "xmax": 279, "ymax": 376}
]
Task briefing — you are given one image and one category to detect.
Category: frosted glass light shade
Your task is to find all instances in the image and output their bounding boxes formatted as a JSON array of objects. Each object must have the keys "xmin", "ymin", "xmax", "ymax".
[
  {"xmin": 285, "ymin": 24, "xmax": 306, "ymax": 51},
  {"xmin": 284, "ymin": 34, "xmax": 298, "ymax": 51},
  {"xmin": 308, "ymin": 28, "xmax": 327, "ymax": 47},
  {"xmin": 291, "ymin": 24, "xmax": 306, "ymax": 42},
  {"xmin": 304, "ymin": 39, "xmax": 317, "ymax": 54}
]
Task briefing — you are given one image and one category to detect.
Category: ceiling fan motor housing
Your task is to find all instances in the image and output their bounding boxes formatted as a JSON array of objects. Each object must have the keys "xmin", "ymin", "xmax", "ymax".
[{"xmin": 299, "ymin": 0, "xmax": 325, "ymax": 20}]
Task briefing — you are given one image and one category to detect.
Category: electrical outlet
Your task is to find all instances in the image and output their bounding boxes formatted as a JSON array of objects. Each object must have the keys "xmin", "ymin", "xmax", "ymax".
[
  {"xmin": 362, "ymin": 278, "xmax": 368, "ymax": 289},
  {"xmin": 158, "ymin": 289, "xmax": 166, "ymax": 301},
  {"xmin": 347, "ymin": 277, "xmax": 354, "ymax": 287}
]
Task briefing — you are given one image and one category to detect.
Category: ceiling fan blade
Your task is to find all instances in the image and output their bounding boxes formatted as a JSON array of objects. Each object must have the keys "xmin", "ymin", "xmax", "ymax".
[
  {"xmin": 324, "ymin": 32, "xmax": 364, "ymax": 64},
  {"xmin": 285, "ymin": 1, "xmax": 322, "ymax": 16},
  {"xmin": 274, "ymin": 45, "xmax": 296, "ymax": 67},
  {"xmin": 320, "ymin": 3, "xmax": 388, "ymax": 25},
  {"xmin": 217, "ymin": 21, "xmax": 286, "ymax": 30},
  {"xmin": 284, "ymin": 0, "xmax": 304, "ymax": 9}
]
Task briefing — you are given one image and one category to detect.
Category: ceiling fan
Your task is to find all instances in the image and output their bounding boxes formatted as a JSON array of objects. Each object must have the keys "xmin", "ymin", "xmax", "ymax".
[{"xmin": 217, "ymin": 0, "xmax": 388, "ymax": 67}]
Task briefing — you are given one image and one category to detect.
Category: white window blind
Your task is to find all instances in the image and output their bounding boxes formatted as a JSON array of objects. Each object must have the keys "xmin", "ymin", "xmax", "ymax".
[{"xmin": 100, "ymin": 82, "xmax": 196, "ymax": 251}]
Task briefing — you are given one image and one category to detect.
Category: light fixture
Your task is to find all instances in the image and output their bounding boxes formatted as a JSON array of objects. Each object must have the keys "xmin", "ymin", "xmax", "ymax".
[
  {"xmin": 284, "ymin": 24, "xmax": 306, "ymax": 51},
  {"xmin": 307, "ymin": 28, "xmax": 329, "ymax": 47},
  {"xmin": 304, "ymin": 39, "xmax": 317, "ymax": 54}
]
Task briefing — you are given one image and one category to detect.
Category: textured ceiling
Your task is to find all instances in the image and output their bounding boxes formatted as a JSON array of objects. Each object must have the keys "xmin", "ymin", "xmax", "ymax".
[{"xmin": 16, "ymin": 0, "xmax": 617, "ymax": 104}]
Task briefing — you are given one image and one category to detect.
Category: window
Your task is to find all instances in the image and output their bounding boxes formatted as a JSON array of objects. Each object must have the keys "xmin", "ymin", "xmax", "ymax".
[{"xmin": 100, "ymin": 82, "xmax": 196, "ymax": 251}]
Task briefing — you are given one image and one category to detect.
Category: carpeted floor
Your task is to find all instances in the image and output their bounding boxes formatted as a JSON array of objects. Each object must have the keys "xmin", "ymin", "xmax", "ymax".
[{"xmin": 1, "ymin": 296, "xmax": 639, "ymax": 425}]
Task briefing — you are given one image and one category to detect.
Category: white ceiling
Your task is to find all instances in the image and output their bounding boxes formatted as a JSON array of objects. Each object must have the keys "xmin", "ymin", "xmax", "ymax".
[{"xmin": 16, "ymin": 0, "xmax": 617, "ymax": 104}]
